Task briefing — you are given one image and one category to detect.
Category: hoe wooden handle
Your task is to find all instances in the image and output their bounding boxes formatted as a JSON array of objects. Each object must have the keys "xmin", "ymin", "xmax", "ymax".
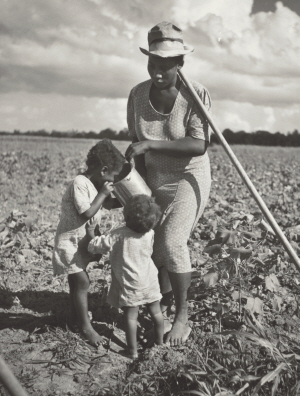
[
  {"xmin": 178, "ymin": 69, "xmax": 300, "ymax": 272},
  {"xmin": 0, "ymin": 355, "xmax": 29, "ymax": 396}
]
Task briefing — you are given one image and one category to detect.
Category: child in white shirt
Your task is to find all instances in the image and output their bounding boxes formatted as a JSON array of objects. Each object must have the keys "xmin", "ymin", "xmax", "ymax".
[
  {"xmin": 88, "ymin": 194, "xmax": 164, "ymax": 358},
  {"xmin": 52, "ymin": 139, "xmax": 125, "ymax": 346}
]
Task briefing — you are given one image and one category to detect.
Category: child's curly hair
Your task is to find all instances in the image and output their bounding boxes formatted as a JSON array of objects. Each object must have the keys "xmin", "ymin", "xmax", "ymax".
[
  {"xmin": 124, "ymin": 194, "xmax": 162, "ymax": 233},
  {"xmin": 86, "ymin": 139, "xmax": 125, "ymax": 172}
]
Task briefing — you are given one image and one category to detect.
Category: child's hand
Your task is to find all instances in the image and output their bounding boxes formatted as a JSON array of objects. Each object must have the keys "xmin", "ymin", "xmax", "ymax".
[
  {"xmin": 86, "ymin": 222, "xmax": 95, "ymax": 241},
  {"xmin": 100, "ymin": 181, "xmax": 114, "ymax": 197},
  {"xmin": 88, "ymin": 234, "xmax": 112, "ymax": 255}
]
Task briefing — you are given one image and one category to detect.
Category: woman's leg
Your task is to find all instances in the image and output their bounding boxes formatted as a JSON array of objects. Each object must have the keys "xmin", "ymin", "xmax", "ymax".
[
  {"xmin": 69, "ymin": 271, "xmax": 102, "ymax": 346},
  {"xmin": 158, "ymin": 268, "xmax": 191, "ymax": 346},
  {"xmin": 165, "ymin": 272, "xmax": 191, "ymax": 346},
  {"xmin": 153, "ymin": 175, "xmax": 208, "ymax": 346},
  {"xmin": 123, "ymin": 306, "xmax": 139, "ymax": 358},
  {"xmin": 146, "ymin": 301, "xmax": 164, "ymax": 345}
]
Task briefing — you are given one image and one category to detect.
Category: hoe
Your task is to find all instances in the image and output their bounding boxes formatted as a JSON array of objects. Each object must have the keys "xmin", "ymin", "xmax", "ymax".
[{"xmin": 178, "ymin": 69, "xmax": 300, "ymax": 273}]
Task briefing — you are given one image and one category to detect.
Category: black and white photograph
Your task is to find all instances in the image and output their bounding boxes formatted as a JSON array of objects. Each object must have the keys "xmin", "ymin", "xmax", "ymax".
[{"xmin": 1, "ymin": 1, "xmax": 300, "ymax": 395}]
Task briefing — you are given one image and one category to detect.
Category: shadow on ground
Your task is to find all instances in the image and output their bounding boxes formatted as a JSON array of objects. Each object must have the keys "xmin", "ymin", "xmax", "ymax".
[{"xmin": 0, "ymin": 288, "xmax": 121, "ymax": 335}]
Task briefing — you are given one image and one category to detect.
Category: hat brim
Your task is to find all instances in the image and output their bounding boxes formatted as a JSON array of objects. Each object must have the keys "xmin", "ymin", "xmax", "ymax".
[{"xmin": 139, "ymin": 45, "xmax": 194, "ymax": 58}]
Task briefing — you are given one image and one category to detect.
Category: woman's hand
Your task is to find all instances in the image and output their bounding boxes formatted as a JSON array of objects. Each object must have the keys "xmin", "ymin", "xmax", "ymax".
[{"xmin": 125, "ymin": 141, "xmax": 152, "ymax": 160}]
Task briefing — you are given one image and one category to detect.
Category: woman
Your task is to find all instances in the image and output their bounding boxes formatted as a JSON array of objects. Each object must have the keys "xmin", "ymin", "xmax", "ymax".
[{"xmin": 125, "ymin": 21, "xmax": 211, "ymax": 346}]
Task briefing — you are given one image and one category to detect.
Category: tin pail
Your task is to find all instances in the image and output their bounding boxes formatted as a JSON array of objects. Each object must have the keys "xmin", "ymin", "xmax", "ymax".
[{"xmin": 113, "ymin": 161, "xmax": 152, "ymax": 206}]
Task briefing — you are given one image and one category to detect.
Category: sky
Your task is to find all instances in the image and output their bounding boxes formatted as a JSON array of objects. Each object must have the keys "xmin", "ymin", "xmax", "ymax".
[{"xmin": 0, "ymin": 0, "xmax": 299, "ymax": 134}]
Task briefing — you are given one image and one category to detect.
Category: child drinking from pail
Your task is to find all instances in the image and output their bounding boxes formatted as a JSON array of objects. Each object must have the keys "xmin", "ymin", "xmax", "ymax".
[
  {"xmin": 88, "ymin": 194, "xmax": 164, "ymax": 358},
  {"xmin": 52, "ymin": 139, "xmax": 125, "ymax": 346}
]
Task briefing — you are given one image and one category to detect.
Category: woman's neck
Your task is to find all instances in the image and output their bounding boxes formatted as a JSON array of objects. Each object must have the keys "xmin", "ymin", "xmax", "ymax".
[{"xmin": 150, "ymin": 77, "xmax": 181, "ymax": 115}]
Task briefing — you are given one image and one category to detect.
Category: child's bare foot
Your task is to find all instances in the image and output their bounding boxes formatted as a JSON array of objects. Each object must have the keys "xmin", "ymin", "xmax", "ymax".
[
  {"xmin": 146, "ymin": 338, "xmax": 164, "ymax": 348},
  {"xmin": 165, "ymin": 320, "xmax": 191, "ymax": 347},
  {"xmin": 142, "ymin": 317, "xmax": 172, "ymax": 343},
  {"xmin": 119, "ymin": 349, "xmax": 138, "ymax": 360},
  {"xmin": 81, "ymin": 324, "xmax": 102, "ymax": 347}
]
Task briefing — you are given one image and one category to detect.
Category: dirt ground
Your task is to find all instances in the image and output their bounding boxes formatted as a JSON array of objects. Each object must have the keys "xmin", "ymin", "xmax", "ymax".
[{"xmin": 1, "ymin": 136, "xmax": 300, "ymax": 395}]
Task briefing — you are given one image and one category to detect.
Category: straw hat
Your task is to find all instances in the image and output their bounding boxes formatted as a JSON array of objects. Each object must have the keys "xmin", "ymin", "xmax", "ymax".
[{"xmin": 140, "ymin": 21, "xmax": 194, "ymax": 58}]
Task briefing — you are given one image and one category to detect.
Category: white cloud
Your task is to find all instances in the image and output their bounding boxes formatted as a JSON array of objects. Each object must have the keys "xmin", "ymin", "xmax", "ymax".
[
  {"xmin": 172, "ymin": 0, "xmax": 253, "ymax": 31},
  {"xmin": 0, "ymin": 92, "xmax": 127, "ymax": 131},
  {"xmin": 0, "ymin": 0, "xmax": 299, "ymax": 132},
  {"xmin": 213, "ymin": 100, "xmax": 299, "ymax": 133}
]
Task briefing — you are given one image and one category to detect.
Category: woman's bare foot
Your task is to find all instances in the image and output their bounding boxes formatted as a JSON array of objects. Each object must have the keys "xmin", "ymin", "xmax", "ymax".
[
  {"xmin": 165, "ymin": 320, "xmax": 191, "ymax": 346},
  {"xmin": 81, "ymin": 324, "xmax": 102, "ymax": 347}
]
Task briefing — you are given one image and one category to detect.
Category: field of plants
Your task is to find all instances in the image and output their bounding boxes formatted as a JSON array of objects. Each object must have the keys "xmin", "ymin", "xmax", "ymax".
[{"xmin": 0, "ymin": 135, "xmax": 300, "ymax": 396}]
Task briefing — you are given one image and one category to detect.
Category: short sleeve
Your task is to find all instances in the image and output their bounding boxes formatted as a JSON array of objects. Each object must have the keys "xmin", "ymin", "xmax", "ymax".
[
  {"xmin": 127, "ymin": 89, "xmax": 137, "ymax": 140},
  {"xmin": 150, "ymin": 229, "xmax": 155, "ymax": 247},
  {"xmin": 88, "ymin": 235, "xmax": 113, "ymax": 255},
  {"xmin": 187, "ymin": 86, "xmax": 212, "ymax": 142},
  {"xmin": 73, "ymin": 178, "xmax": 91, "ymax": 215}
]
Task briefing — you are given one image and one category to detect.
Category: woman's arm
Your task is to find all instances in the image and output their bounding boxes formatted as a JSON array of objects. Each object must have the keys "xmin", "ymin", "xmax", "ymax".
[
  {"xmin": 130, "ymin": 137, "xmax": 147, "ymax": 178},
  {"xmin": 125, "ymin": 136, "xmax": 208, "ymax": 160},
  {"xmin": 150, "ymin": 137, "xmax": 208, "ymax": 156},
  {"xmin": 127, "ymin": 90, "xmax": 148, "ymax": 178}
]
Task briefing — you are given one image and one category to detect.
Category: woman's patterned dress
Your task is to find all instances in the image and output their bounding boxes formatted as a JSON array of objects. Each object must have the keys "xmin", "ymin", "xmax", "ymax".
[{"xmin": 127, "ymin": 79, "xmax": 211, "ymax": 273}]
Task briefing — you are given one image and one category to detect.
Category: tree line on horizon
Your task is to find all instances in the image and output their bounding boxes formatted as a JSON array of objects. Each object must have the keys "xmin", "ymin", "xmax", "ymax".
[{"xmin": 1, "ymin": 127, "xmax": 300, "ymax": 146}]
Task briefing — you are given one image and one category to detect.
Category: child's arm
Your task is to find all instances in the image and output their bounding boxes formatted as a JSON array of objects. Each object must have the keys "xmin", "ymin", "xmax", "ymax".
[
  {"xmin": 88, "ymin": 234, "xmax": 113, "ymax": 255},
  {"xmin": 86, "ymin": 223, "xmax": 101, "ymax": 242},
  {"xmin": 81, "ymin": 181, "xmax": 114, "ymax": 220}
]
